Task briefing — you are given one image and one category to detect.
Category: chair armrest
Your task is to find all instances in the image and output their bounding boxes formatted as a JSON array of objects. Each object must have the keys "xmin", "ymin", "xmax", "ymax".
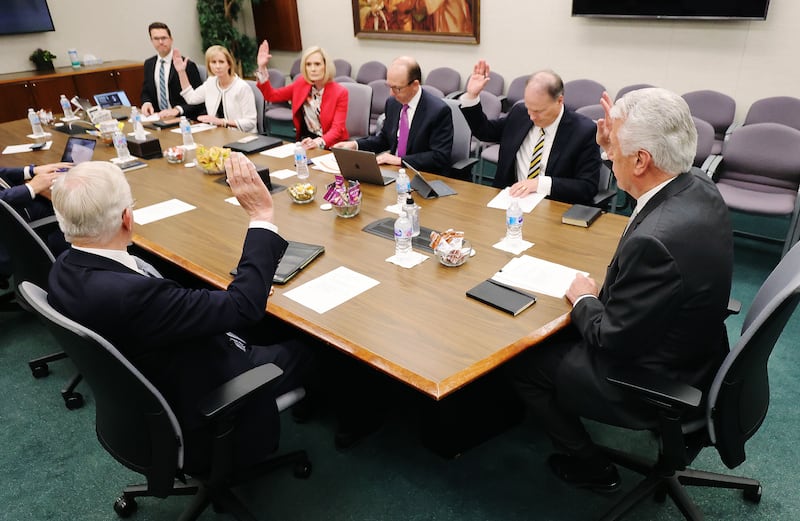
[
  {"xmin": 606, "ymin": 365, "xmax": 702, "ymax": 411},
  {"xmin": 727, "ymin": 298, "xmax": 742, "ymax": 316},
  {"xmin": 725, "ymin": 121, "xmax": 741, "ymax": 140},
  {"xmin": 28, "ymin": 214, "xmax": 58, "ymax": 231},
  {"xmin": 445, "ymin": 90, "xmax": 466, "ymax": 99},
  {"xmin": 703, "ymin": 155, "xmax": 723, "ymax": 181},
  {"xmin": 198, "ymin": 362, "xmax": 283, "ymax": 420}
]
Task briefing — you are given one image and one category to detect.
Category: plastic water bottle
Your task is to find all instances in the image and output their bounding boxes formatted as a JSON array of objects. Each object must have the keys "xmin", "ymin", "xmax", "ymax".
[
  {"xmin": 394, "ymin": 211, "xmax": 413, "ymax": 258},
  {"xmin": 180, "ymin": 116, "xmax": 194, "ymax": 148},
  {"xmin": 28, "ymin": 108, "xmax": 44, "ymax": 136},
  {"xmin": 131, "ymin": 107, "xmax": 146, "ymax": 140},
  {"xmin": 396, "ymin": 168, "xmax": 410, "ymax": 207},
  {"xmin": 68, "ymin": 49, "xmax": 80, "ymax": 68},
  {"xmin": 294, "ymin": 143, "xmax": 309, "ymax": 180},
  {"xmin": 112, "ymin": 130, "xmax": 132, "ymax": 161},
  {"xmin": 59, "ymin": 95, "xmax": 75, "ymax": 119},
  {"xmin": 506, "ymin": 198, "xmax": 524, "ymax": 243},
  {"xmin": 404, "ymin": 194, "xmax": 420, "ymax": 237}
]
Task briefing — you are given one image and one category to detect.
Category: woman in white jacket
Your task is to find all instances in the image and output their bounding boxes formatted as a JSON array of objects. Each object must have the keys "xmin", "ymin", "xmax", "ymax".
[{"xmin": 173, "ymin": 45, "xmax": 257, "ymax": 133}]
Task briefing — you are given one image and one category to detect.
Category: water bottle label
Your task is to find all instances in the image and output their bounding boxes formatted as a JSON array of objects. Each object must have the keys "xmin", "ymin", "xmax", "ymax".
[{"xmin": 507, "ymin": 216, "xmax": 523, "ymax": 226}]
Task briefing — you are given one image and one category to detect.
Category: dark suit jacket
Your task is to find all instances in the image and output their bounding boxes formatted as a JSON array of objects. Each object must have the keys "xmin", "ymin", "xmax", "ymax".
[
  {"xmin": 461, "ymin": 102, "xmax": 600, "ymax": 204},
  {"xmin": 559, "ymin": 171, "xmax": 733, "ymax": 429},
  {"xmin": 47, "ymin": 228, "xmax": 288, "ymax": 473},
  {"xmin": 141, "ymin": 55, "xmax": 206, "ymax": 120},
  {"xmin": 0, "ymin": 167, "xmax": 54, "ymax": 222},
  {"xmin": 357, "ymin": 89, "xmax": 453, "ymax": 176}
]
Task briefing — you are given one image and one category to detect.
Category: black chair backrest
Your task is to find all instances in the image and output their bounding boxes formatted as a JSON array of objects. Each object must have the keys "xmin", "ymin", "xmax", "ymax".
[
  {"xmin": 0, "ymin": 199, "xmax": 54, "ymax": 292},
  {"xmin": 19, "ymin": 281, "xmax": 183, "ymax": 496},
  {"xmin": 707, "ymin": 241, "xmax": 800, "ymax": 469}
]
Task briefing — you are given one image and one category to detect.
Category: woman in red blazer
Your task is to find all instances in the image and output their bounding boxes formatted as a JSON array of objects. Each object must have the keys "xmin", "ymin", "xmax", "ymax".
[{"xmin": 256, "ymin": 41, "xmax": 349, "ymax": 150}]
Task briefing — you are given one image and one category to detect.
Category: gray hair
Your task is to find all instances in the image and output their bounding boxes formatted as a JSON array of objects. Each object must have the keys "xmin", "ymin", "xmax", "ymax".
[
  {"xmin": 611, "ymin": 88, "xmax": 697, "ymax": 175},
  {"xmin": 51, "ymin": 161, "xmax": 134, "ymax": 244}
]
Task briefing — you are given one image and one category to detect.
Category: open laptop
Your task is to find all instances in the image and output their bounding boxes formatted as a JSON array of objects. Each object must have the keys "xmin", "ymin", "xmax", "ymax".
[
  {"xmin": 404, "ymin": 160, "xmax": 457, "ymax": 198},
  {"xmin": 331, "ymin": 148, "xmax": 398, "ymax": 186},
  {"xmin": 60, "ymin": 136, "xmax": 97, "ymax": 164},
  {"xmin": 93, "ymin": 90, "xmax": 131, "ymax": 120}
]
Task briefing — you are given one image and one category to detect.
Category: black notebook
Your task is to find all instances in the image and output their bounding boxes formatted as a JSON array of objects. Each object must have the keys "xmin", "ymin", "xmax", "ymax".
[
  {"xmin": 272, "ymin": 241, "xmax": 325, "ymax": 284},
  {"xmin": 562, "ymin": 204, "xmax": 602, "ymax": 228},
  {"xmin": 224, "ymin": 134, "xmax": 283, "ymax": 154},
  {"xmin": 466, "ymin": 279, "xmax": 537, "ymax": 316}
]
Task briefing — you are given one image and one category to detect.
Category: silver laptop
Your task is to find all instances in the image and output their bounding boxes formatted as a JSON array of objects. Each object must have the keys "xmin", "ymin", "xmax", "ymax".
[{"xmin": 331, "ymin": 148, "xmax": 398, "ymax": 186}]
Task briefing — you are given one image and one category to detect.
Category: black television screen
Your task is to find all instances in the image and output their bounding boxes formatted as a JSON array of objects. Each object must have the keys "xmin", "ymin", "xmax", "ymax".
[
  {"xmin": 0, "ymin": 0, "xmax": 55, "ymax": 36},
  {"xmin": 572, "ymin": 0, "xmax": 770, "ymax": 20}
]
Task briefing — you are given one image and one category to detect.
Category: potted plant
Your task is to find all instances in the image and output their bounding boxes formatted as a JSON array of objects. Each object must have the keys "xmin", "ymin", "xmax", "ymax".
[{"xmin": 30, "ymin": 48, "xmax": 57, "ymax": 71}]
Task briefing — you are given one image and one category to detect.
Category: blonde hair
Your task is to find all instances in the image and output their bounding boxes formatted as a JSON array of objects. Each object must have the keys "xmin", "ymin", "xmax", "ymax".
[
  {"xmin": 301, "ymin": 46, "xmax": 335, "ymax": 84},
  {"xmin": 205, "ymin": 45, "xmax": 235, "ymax": 77}
]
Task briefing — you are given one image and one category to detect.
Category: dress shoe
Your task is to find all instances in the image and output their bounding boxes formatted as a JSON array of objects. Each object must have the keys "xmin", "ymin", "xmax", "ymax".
[
  {"xmin": 291, "ymin": 398, "xmax": 314, "ymax": 424},
  {"xmin": 547, "ymin": 453, "xmax": 621, "ymax": 493},
  {"xmin": 334, "ymin": 416, "xmax": 383, "ymax": 450}
]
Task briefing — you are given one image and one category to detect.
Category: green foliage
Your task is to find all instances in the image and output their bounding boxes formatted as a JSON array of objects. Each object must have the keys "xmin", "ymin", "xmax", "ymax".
[
  {"xmin": 29, "ymin": 48, "xmax": 56, "ymax": 64},
  {"xmin": 196, "ymin": 0, "xmax": 260, "ymax": 76}
]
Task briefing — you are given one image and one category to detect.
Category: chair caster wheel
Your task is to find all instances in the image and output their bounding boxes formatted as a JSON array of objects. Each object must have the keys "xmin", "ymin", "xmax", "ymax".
[
  {"xmin": 294, "ymin": 460, "xmax": 312, "ymax": 479},
  {"xmin": 31, "ymin": 364, "xmax": 49, "ymax": 378},
  {"xmin": 64, "ymin": 392, "xmax": 84, "ymax": 410},
  {"xmin": 744, "ymin": 485, "xmax": 762, "ymax": 503},
  {"xmin": 114, "ymin": 495, "xmax": 137, "ymax": 518}
]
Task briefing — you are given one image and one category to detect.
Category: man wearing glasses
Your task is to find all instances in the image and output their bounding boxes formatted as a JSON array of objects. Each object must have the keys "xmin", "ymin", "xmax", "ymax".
[
  {"xmin": 140, "ymin": 22, "xmax": 205, "ymax": 120},
  {"xmin": 335, "ymin": 56, "xmax": 454, "ymax": 177}
]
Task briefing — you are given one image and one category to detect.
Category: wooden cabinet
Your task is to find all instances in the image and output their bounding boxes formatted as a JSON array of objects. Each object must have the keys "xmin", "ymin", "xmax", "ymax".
[
  {"xmin": 252, "ymin": 0, "xmax": 302, "ymax": 52},
  {"xmin": 0, "ymin": 61, "xmax": 143, "ymax": 123}
]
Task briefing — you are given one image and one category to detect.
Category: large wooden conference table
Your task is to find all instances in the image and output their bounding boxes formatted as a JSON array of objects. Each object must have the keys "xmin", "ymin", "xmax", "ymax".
[{"xmin": 1, "ymin": 118, "xmax": 627, "ymax": 400}]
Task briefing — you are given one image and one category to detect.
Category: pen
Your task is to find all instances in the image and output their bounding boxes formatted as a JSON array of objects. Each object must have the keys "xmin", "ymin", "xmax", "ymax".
[{"xmin": 487, "ymin": 278, "xmax": 537, "ymax": 301}]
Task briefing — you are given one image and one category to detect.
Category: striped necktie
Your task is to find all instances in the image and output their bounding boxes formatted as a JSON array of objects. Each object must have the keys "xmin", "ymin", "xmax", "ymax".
[
  {"xmin": 527, "ymin": 128, "xmax": 546, "ymax": 179},
  {"xmin": 158, "ymin": 59, "xmax": 169, "ymax": 111}
]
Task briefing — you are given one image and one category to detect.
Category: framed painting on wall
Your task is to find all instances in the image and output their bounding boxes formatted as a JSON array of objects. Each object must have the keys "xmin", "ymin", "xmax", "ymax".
[{"xmin": 352, "ymin": 0, "xmax": 480, "ymax": 44}]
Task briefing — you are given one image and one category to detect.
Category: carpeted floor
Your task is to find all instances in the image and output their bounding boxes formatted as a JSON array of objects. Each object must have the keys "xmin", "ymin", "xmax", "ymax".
[{"xmin": 1, "ymin": 237, "xmax": 798, "ymax": 521}]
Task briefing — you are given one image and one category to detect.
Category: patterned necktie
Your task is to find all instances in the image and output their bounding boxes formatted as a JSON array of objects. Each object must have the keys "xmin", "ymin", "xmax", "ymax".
[
  {"xmin": 134, "ymin": 256, "xmax": 162, "ymax": 278},
  {"xmin": 396, "ymin": 104, "xmax": 410, "ymax": 157},
  {"xmin": 527, "ymin": 128, "xmax": 546, "ymax": 179},
  {"xmin": 158, "ymin": 59, "xmax": 169, "ymax": 111}
]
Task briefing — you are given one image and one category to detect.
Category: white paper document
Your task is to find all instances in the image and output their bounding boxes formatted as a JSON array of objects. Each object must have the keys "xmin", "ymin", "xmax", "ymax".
[
  {"xmin": 260, "ymin": 143, "xmax": 296, "ymax": 158},
  {"xmin": 491, "ymin": 255, "xmax": 588, "ymax": 298},
  {"xmin": 283, "ymin": 266, "xmax": 380, "ymax": 314},
  {"xmin": 133, "ymin": 199, "xmax": 196, "ymax": 225},
  {"xmin": 2, "ymin": 141, "xmax": 53, "ymax": 154},
  {"xmin": 310, "ymin": 153, "xmax": 340, "ymax": 174},
  {"xmin": 487, "ymin": 187, "xmax": 545, "ymax": 213},
  {"xmin": 169, "ymin": 123, "xmax": 216, "ymax": 134}
]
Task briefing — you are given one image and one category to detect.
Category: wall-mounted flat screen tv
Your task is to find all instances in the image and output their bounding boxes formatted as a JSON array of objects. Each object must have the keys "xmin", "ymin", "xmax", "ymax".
[
  {"xmin": 572, "ymin": 0, "xmax": 770, "ymax": 20},
  {"xmin": 0, "ymin": 0, "xmax": 55, "ymax": 36}
]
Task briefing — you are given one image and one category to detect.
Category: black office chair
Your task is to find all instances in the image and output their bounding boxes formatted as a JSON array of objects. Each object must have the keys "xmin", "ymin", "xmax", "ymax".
[
  {"xmin": 19, "ymin": 281, "xmax": 312, "ymax": 521},
  {"xmin": 0, "ymin": 198, "xmax": 83, "ymax": 409},
  {"xmin": 595, "ymin": 240, "xmax": 800, "ymax": 521}
]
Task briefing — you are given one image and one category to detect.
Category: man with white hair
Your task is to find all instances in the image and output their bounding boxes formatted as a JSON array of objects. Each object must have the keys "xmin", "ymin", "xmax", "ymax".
[
  {"xmin": 510, "ymin": 88, "xmax": 734, "ymax": 492},
  {"xmin": 47, "ymin": 154, "xmax": 309, "ymax": 473}
]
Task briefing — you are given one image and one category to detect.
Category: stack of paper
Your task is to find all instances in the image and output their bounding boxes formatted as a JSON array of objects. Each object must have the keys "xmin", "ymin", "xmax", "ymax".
[{"xmin": 491, "ymin": 255, "xmax": 587, "ymax": 298}]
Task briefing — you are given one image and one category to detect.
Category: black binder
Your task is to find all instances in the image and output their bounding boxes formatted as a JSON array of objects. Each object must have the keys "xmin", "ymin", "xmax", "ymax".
[{"xmin": 272, "ymin": 241, "xmax": 325, "ymax": 284}]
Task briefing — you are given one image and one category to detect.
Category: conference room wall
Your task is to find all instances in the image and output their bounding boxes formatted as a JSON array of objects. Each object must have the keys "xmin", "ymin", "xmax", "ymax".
[{"xmin": 1, "ymin": 0, "xmax": 796, "ymax": 122}]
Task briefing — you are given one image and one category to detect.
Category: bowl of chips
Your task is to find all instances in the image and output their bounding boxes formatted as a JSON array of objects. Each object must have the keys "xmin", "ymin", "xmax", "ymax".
[
  {"xmin": 288, "ymin": 182, "xmax": 316, "ymax": 204},
  {"xmin": 196, "ymin": 145, "xmax": 230, "ymax": 174}
]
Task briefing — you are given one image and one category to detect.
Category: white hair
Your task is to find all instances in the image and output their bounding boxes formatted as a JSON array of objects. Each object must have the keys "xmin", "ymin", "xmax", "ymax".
[
  {"xmin": 611, "ymin": 88, "xmax": 697, "ymax": 175},
  {"xmin": 51, "ymin": 161, "xmax": 134, "ymax": 244}
]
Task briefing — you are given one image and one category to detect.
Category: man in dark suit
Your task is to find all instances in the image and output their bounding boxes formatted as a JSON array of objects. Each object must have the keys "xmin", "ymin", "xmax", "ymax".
[
  {"xmin": 335, "ymin": 56, "xmax": 454, "ymax": 177},
  {"xmin": 140, "ymin": 22, "xmax": 205, "ymax": 120},
  {"xmin": 1, "ymin": 162, "xmax": 70, "ymax": 277},
  {"xmin": 461, "ymin": 61, "xmax": 600, "ymax": 204},
  {"xmin": 47, "ymin": 155, "xmax": 309, "ymax": 473},
  {"xmin": 510, "ymin": 88, "xmax": 733, "ymax": 492}
]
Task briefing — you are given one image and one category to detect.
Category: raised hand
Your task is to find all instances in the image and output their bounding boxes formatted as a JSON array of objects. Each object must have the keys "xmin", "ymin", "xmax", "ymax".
[
  {"xmin": 172, "ymin": 49, "xmax": 187, "ymax": 72},
  {"xmin": 225, "ymin": 152, "xmax": 274, "ymax": 223},
  {"xmin": 596, "ymin": 91, "xmax": 614, "ymax": 151},
  {"xmin": 257, "ymin": 40, "xmax": 272, "ymax": 72},
  {"xmin": 464, "ymin": 60, "xmax": 491, "ymax": 99}
]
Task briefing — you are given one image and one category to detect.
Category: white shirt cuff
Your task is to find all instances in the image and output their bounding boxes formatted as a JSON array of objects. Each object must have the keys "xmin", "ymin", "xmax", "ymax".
[
  {"xmin": 572, "ymin": 294, "xmax": 598, "ymax": 307},
  {"xmin": 537, "ymin": 175, "xmax": 553, "ymax": 196},
  {"xmin": 24, "ymin": 165, "xmax": 32, "ymax": 179},
  {"xmin": 459, "ymin": 94, "xmax": 480, "ymax": 108},
  {"xmin": 249, "ymin": 220, "xmax": 279, "ymax": 234},
  {"xmin": 26, "ymin": 184, "xmax": 36, "ymax": 199}
]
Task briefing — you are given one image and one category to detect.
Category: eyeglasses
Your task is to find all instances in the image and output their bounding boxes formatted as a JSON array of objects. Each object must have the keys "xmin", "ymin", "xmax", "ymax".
[
  {"xmin": 387, "ymin": 81, "xmax": 413, "ymax": 93},
  {"xmin": 151, "ymin": 36, "xmax": 171, "ymax": 42}
]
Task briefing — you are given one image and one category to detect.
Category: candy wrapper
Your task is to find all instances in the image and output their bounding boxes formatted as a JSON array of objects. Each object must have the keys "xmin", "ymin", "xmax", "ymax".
[
  {"xmin": 324, "ymin": 175, "xmax": 362, "ymax": 206},
  {"xmin": 430, "ymin": 229, "xmax": 470, "ymax": 265}
]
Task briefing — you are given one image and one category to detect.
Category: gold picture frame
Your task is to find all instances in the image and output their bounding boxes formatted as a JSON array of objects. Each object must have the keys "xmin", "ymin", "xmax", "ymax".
[{"xmin": 352, "ymin": 0, "xmax": 480, "ymax": 44}]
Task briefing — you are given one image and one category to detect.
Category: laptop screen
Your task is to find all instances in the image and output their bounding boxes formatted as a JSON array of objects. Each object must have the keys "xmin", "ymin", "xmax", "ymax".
[
  {"xmin": 93, "ymin": 91, "xmax": 131, "ymax": 108},
  {"xmin": 61, "ymin": 137, "xmax": 97, "ymax": 163}
]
